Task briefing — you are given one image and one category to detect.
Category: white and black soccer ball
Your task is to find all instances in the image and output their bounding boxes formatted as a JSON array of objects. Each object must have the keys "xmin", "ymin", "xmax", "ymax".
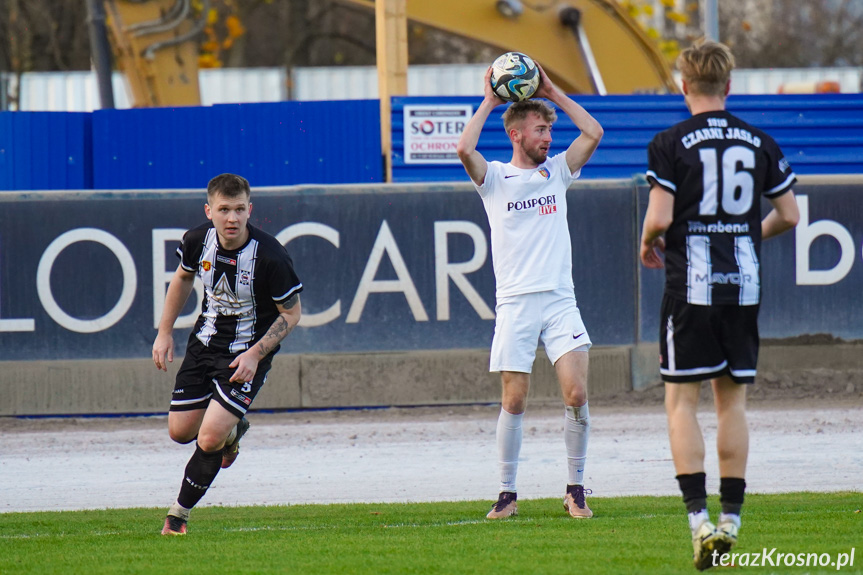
[{"xmin": 490, "ymin": 52, "xmax": 540, "ymax": 102}]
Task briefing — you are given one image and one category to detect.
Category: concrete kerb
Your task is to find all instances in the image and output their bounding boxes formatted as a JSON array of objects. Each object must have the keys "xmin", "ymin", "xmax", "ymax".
[
  {"xmin": 2, "ymin": 343, "xmax": 858, "ymax": 416},
  {"xmin": 0, "ymin": 356, "xmax": 301, "ymax": 417},
  {"xmin": 298, "ymin": 346, "xmax": 632, "ymax": 408},
  {"xmin": 1, "ymin": 347, "xmax": 633, "ymax": 416}
]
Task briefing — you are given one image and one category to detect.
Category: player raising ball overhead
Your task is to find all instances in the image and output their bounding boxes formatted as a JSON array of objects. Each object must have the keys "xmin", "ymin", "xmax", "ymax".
[{"xmin": 457, "ymin": 57, "xmax": 603, "ymax": 519}]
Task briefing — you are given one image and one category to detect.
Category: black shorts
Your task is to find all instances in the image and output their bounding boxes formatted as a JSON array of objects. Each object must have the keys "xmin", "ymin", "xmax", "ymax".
[
  {"xmin": 659, "ymin": 295, "xmax": 760, "ymax": 384},
  {"xmin": 170, "ymin": 336, "xmax": 273, "ymax": 418}
]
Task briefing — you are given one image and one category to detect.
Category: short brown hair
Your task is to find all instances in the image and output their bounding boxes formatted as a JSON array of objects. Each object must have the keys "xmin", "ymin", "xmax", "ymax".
[
  {"xmin": 207, "ymin": 173, "xmax": 250, "ymax": 200},
  {"xmin": 502, "ymin": 99, "xmax": 557, "ymax": 132},
  {"xmin": 677, "ymin": 40, "xmax": 735, "ymax": 97}
]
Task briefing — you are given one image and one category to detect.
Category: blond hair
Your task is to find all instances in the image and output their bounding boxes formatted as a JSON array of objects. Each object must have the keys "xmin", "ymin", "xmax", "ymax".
[
  {"xmin": 502, "ymin": 99, "xmax": 557, "ymax": 132},
  {"xmin": 677, "ymin": 41, "xmax": 735, "ymax": 97}
]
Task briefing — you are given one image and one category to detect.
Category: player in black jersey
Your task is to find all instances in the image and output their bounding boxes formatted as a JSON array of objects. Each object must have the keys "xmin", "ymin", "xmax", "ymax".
[
  {"xmin": 640, "ymin": 42, "xmax": 799, "ymax": 570},
  {"xmin": 152, "ymin": 173, "xmax": 303, "ymax": 535}
]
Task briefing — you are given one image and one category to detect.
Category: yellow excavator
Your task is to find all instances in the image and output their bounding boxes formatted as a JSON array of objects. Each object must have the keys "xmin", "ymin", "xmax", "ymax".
[
  {"xmin": 98, "ymin": 0, "xmax": 678, "ymax": 108},
  {"xmin": 99, "ymin": 0, "xmax": 204, "ymax": 107}
]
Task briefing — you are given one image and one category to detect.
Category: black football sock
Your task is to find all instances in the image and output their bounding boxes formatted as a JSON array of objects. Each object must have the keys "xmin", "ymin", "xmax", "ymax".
[
  {"xmin": 677, "ymin": 472, "xmax": 708, "ymax": 514},
  {"xmin": 719, "ymin": 477, "xmax": 746, "ymax": 516},
  {"xmin": 176, "ymin": 443, "xmax": 223, "ymax": 509}
]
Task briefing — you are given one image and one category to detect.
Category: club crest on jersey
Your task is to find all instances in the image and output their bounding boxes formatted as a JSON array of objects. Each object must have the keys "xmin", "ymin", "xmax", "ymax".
[
  {"xmin": 537, "ymin": 167, "xmax": 550, "ymax": 179},
  {"xmin": 239, "ymin": 270, "xmax": 251, "ymax": 286},
  {"xmin": 201, "ymin": 261, "xmax": 212, "ymax": 271},
  {"xmin": 212, "ymin": 273, "xmax": 243, "ymax": 314}
]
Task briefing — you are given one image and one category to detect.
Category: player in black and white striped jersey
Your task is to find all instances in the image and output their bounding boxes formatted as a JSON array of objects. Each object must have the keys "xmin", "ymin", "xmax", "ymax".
[
  {"xmin": 640, "ymin": 41, "xmax": 800, "ymax": 570},
  {"xmin": 153, "ymin": 173, "xmax": 302, "ymax": 535}
]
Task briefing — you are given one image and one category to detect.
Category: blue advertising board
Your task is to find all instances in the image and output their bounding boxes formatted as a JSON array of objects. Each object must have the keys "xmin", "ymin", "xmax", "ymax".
[
  {"xmin": 1, "ymin": 177, "xmax": 859, "ymax": 363},
  {"xmin": 0, "ymin": 181, "xmax": 635, "ymax": 361}
]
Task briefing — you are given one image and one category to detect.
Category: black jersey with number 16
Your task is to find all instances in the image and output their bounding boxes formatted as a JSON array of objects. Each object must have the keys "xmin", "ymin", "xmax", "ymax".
[{"xmin": 646, "ymin": 110, "xmax": 796, "ymax": 306}]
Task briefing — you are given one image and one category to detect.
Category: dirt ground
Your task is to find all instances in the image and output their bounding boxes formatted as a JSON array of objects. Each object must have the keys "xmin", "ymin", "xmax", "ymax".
[
  {"xmin": 0, "ymin": 366, "xmax": 860, "ymax": 514},
  {"xmin": 603, "ymin": 366, "xmax": 863, "ymax": 408}
]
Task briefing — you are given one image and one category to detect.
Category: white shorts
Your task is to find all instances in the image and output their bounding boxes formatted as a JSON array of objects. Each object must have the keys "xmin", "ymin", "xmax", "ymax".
[{"xmin": 489, "ymin": 287, "xmax": 591, "ymax": 373}]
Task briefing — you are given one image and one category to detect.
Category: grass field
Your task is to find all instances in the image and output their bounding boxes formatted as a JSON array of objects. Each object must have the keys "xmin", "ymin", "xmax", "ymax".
[{"xmin": 1, "ymin": 492, "xmax": 860, "ymax": 574}]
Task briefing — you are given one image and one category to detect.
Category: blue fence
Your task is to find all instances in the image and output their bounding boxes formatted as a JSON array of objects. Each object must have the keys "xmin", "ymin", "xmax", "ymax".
[
  {"xmin": 0, "ymin": 111, "xmax": 92, "ymax": 190},
  {"xmin": 391, "ymin": 94, "xmax": 863, "ymax": 182},
  {"xmin": 1, "ymin": 177, "xmax": 860, "ymax": 362},
  {"xmin": 1, "ymin": 100, "xmax": 382, "ymax": 191},
  {"xmin": 91, "ymin": 100, "xmax": 383, "ymax": 189},
  {"xmin": 1, "ymin": 94, "xmax": 862, "ymax": 190}
]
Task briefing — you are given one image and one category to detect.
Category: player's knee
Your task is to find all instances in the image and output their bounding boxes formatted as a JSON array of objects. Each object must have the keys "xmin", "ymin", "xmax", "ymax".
[
  {"xmin": 571, "ymin": 391, "xmax": 588, "ymax": 407},
  {"xmin": 666, "ymin": 385, "xmax": 700, "ymax": 415},
  {"xmin": 564, "ymin": 386, "xmax": 588, "ymax": 408},
  {"xmin": 168, "ymin": 422, "xmax": 198, "ymax": 445},
  {"xmin": 501, "ymin": 378, "xmax": 529, "ymax": 413},
  {"xmin": 714, "ymin": 387, "xmax": 747, "ymax": 414},
  {"xmin": 502, "ymin": 397, "xmax": 526, "ymax": 414},
  {"xmin": 167, "ymin": 412, "xmax": 201, "ymax": 444},
  {"xmin": 196, "ymin": 431, "xmax": 226, "ymax": 452},
  {"xmin": 168, "ymin": 428, "xmax": 197, "ymax": 445}
]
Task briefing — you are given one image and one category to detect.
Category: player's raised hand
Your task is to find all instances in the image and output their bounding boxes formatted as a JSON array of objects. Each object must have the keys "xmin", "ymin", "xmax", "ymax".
[
  {"xmin": 532, "ymin": 62, "xmax": 561, "ymax": 101},
  {"xmin": 229, "ymin": 350, "xmax": 260, "ymax": 383},
  {"xmin": 484, "ymin": 66, "xmax": 506, "ymax": 106},
  {"xmin": 640, "ymin": 236, "xmax": 666, "ymax": 269},
  {"xmin": 152, "ymin": 333, "xmax": 174, "ymax": 371}
]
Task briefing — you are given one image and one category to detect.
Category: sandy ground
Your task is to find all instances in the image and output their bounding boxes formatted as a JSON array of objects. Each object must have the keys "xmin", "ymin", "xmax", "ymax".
[{"xmin": 1, "ymin": 379, "xmax": 861, "ymax": 514}]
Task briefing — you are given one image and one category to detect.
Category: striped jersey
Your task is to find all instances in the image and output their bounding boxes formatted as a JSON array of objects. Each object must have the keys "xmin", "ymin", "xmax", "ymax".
[
  {"xmin": 177, "ymin": 222, "xmax": 303, "ymax": 354},
  {"xmin": 646, "ymin": 110, "xmax": 796, "ymax": 306}
]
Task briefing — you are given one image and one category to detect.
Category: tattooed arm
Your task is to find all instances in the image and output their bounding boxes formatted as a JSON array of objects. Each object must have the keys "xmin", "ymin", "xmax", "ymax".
[{"xmin": 228, "ymin": 294, "xmax": 302, "ymax": 383}]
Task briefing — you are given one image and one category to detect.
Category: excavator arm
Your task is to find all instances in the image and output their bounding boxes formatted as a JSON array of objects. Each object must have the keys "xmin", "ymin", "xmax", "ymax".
[
  {"xmin": 104, "ymin": 0, "xmax": 677, "ymax": 108},
  {"xmin": 104, "ymin": 0, "xmax": 205, "ymax": 107},
  {"xmin": 339, "ymin": 0, "xmax": 678, "ymax": 95}
]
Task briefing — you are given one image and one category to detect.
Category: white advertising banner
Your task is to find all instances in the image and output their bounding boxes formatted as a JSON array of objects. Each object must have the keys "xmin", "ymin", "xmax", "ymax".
[{"xmin": 403, "ymin": 104, "xmax": 473, "ymax": 164}]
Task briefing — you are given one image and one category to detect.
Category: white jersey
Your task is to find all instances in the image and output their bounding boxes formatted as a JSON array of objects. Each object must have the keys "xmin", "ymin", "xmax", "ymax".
[{"xmin": 474, "ymin": 152, "xmax": 580, "ymax": 298}]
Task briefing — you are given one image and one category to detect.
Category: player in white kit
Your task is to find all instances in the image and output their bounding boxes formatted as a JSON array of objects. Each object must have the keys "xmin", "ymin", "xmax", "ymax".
[{"xmin": 457, "ymin": 63, "xmax": 603, "ymax": 519}]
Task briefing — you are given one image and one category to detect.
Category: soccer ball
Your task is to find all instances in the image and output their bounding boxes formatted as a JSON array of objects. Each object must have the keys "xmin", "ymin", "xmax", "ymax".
[{"xmin": 490, "ymin": 52, "xmax": 540, "ymax": 102}]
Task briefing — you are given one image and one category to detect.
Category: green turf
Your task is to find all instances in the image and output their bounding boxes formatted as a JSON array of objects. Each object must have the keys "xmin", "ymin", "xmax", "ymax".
[{"xmin": 1, "ymin": 492, "xmax": 860, "ymax": 574}]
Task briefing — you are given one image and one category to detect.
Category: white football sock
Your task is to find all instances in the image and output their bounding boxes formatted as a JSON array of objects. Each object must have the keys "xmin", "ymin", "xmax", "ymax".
[
  {"xmin": 718, "ymin": 512, "xmax": 741, "ymax": 528},
  {"xmin": 564, "ymin": 403, "xmax": 590, "ymax": 485},
  {"xmin": 689, "ymin": 509, "xmax": 710, "ymax": 533},
  {"xmin": 225, "ymin": 423, "xmax": 238, "ymax": 445},
  {"xmin": 168, "ymin": 501, "xmax": 191, "ymax": 521},
  {"xmin": 496, "ymin": 408, "xmax": 524, "ymax": 493}
]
